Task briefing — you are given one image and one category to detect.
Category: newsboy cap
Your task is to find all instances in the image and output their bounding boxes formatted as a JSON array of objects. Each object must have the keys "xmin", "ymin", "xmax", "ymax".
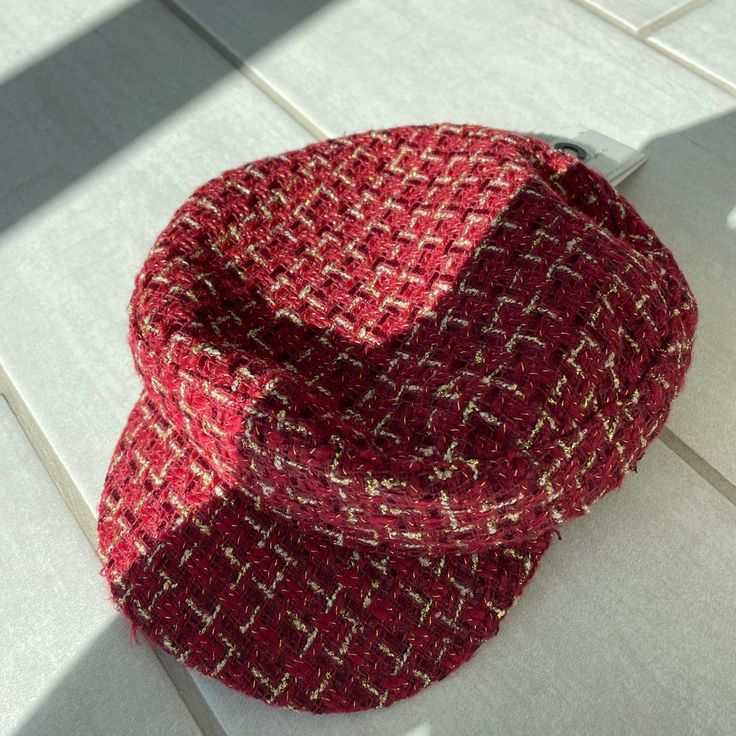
[{"xmin": 97, "ymin": 123, "xmax": 697, "ymax": 713}]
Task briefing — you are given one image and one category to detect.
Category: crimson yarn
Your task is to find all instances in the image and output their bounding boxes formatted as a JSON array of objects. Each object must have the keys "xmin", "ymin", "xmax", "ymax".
[{"xmin": 97, "ymin": 123, "xmax": 697, "ymax": 713}]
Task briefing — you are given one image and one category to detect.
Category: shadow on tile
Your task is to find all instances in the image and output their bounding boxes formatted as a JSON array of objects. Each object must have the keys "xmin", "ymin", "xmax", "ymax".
[
  {"xmin": 0, "ymin": 0, "xmax": 334, "ymax": 235},
  {"xmin": 10, "ymin": 618, "xmax": 199, "ymax": 736}
]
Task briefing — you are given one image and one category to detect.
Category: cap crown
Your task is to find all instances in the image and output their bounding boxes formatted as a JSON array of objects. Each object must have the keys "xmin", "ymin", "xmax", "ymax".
[{"xmin": 129, "ymin": 123, "xmax": 696, "ymax": 554}]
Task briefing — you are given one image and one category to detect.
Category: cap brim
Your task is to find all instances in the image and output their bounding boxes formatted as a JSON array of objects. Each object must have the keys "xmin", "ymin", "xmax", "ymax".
[{"xmin": 97, "ymin": 391, "xmax": 551, "ymax": 713}]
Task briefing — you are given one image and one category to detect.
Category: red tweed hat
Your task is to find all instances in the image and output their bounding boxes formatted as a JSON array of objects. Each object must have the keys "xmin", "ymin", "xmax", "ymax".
[{"xmin": 97, "ymin": 123, "xmax": 697, "ymax": 713}]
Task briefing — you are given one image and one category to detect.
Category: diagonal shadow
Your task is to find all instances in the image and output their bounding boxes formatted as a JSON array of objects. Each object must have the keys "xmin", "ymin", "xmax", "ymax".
[{"xmin": 0, "ymin": 0, "xmax": 334, "ymax": 236}]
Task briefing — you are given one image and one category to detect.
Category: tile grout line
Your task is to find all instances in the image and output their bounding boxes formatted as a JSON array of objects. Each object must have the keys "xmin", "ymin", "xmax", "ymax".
[
  {"xmin": 571, "ymin": 0, "xmax": 708, "ymax": 37},
  {"xmin": 0, "ymin": 364, "xmax": 97, "ymax": 544},
  {"xmin": 164, "ymin": 0, "xmax": 736, "ymax": 136},
  {"xmin": 660, "ymin": 427, "xmax": 736, "ymax": 507},
  {"xmin": 158, "ymin": 0, "xmax": 330, "ymax": 141},
  {"xmin": 572, "ymin": 0, "xmax": 735, "ymax": 98},
  {"xmin": 642, "ymin": 36, "xmax": 736, "ymax": 97},
  {"xmin": 634, "ymin": 0, "xmax": 711, "ymax": 38},
  {"xmin": 0, "ymin": 363, "xmax": 227, "ymax": 736}
]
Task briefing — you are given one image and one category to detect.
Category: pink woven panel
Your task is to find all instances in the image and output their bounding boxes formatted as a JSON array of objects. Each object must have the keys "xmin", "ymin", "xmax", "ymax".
[{"xmin": 98, "ymin": 123, "xmax": 697, "ymax": 712}]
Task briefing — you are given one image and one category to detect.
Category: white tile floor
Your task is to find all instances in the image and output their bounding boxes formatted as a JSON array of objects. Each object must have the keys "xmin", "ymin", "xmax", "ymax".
[{"xmin": 1, "ymin": 1, "xmax": 734, "ymax": 734}]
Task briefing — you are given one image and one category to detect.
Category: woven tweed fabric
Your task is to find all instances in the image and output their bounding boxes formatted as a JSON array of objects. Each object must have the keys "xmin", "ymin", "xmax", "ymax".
[
  {"xmin": 97, "ymin": 122, "xmax": 697, "ymax": 713},
  {"xmin": 100, "ymin": 392, "xmax": 550, "ymax": 712}
]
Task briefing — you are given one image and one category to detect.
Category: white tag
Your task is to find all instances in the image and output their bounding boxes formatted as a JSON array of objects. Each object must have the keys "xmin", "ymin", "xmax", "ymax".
[{"xmin": 547, "ymin": 130, "xmax": 647, "ymax": 186}]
